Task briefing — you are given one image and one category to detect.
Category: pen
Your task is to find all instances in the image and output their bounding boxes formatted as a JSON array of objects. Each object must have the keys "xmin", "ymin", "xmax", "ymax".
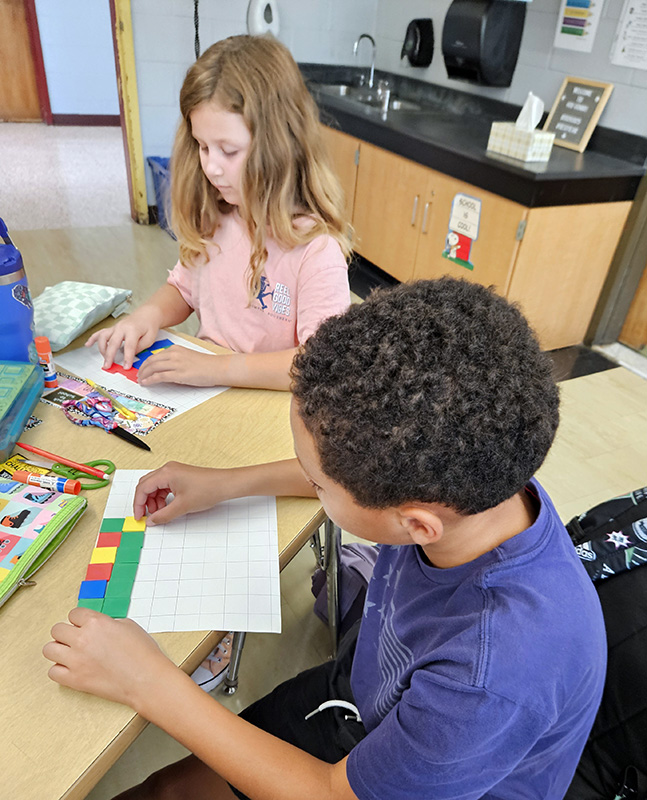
[
  {"xmin": 109, "ymin": 424, "xmax": 152, "ymax": 452},
  {"xmin": 85, "ymin": 378, "xmax": 137, "ymax": 420},
  {"xmin": 16, "ymin": 443, "xmax": 111, "ymax": 480},
  {"xmin": 13, "ymin": 470, "xmax": 82, "ymax": 495}
]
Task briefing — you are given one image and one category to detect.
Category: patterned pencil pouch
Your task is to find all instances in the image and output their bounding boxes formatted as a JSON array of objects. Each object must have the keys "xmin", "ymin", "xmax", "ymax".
[
  {"xmin": 33, "ymin": 281, "xmax": 132, "ymax": 351},
  {"xmin": 0, "ymin": 478, "xmax": 87, "ymax": 608}
]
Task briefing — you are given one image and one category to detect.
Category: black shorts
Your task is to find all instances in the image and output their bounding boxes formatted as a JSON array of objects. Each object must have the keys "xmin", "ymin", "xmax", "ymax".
[{"xmin": 230, "ymin": 621, "xmax": 367, "ymax": 800}]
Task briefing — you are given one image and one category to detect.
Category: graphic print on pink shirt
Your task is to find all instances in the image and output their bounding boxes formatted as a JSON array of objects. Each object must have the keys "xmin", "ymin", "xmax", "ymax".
[{"xmin": 167, "ymin": 211, "xmax": 350, "ymax": 354}]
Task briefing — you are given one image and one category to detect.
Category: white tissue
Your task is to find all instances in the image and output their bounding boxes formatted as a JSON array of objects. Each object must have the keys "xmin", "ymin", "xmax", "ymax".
[{"xmin": 515, "ymin": 92, "xmax": 544, "ymax": 132}]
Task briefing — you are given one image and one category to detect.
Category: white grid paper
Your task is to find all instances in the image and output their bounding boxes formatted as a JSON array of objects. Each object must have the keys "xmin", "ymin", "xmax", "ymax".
[
  {"xmin": 103, "ymin": 470, "xmax": 281, "ymax": 634},
  {"xmin": 54, "ymin": 331, "xmax": 227, "ymax": 421}
]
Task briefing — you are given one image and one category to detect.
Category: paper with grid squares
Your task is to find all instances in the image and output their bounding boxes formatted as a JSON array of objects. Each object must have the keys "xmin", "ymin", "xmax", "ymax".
[
  {"xmin": 54, "ymin": 330, "xmax": 227, "ymax": 422},
  {"xmin": 103, "ymin": 470, "xmax": 281, "ymax": 634}
]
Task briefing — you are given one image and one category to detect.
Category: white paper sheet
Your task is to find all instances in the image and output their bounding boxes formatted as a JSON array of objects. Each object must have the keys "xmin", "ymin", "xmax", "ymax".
[
  {"xmin": 54, "ymin": 331, "xmax": 227, "ymax": 422},
  {"xmin": 102, "ymin": 470, "xmax": 281, "ymax": 634}
]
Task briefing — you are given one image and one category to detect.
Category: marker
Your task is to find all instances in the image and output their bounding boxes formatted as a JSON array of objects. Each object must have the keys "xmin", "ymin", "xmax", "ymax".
[
  {"xmin": 13, "ymin": 470, "xmax": 82, "ymax": 495},
  {"xmin": 16, "ymin": 443, "xmax": 110, "ymax": 480},
  {"xmin": 35, "ymin": 336, "xmax": 58, "ymax": 388},
  {"xmin": 85, "ymin": 378, "xmax": 137, "ymax": 420}
]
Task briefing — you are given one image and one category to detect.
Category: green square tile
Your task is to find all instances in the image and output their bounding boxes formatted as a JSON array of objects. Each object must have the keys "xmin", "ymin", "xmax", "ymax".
[
  {"xmin": 100, "ymin": 518, "xmax": 126, "ymax": 533},
  {"xmin": 77, "ymin": 598, "xmax": 104, "ymax": 611},
  {"xmin": 105, "ymin": 579, "xmax": 134, "ymax": 599},
  {"xmin": 106, "ymin": 575, "xmax": 134, "ymax": 597},
  {"xmin": 114, "ymin": 545, "xmax": 142, "ymax": 565},
  {"xmin": 102, "ymin": 596, "xmax": 131, "ymax": 618},
  {"xmin": 110, "ymin": 562, "xmax": 139, "ymax": 583},
  {"xmin": 120, "ymin": 530, "xmax": 145, "ymax": 548}
]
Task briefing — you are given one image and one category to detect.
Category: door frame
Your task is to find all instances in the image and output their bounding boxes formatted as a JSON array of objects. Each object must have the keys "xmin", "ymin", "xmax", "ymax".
[
  {"xmin": 586, "ymin": 173, "xmax": 647, "ymax": 346},
  {"xmin": 109, "ymin": 0, "xmax": 148, "ymax": 224},
  {"xmin": 24, "ymin": 0, "xmax": 51, "ymax": 124}
]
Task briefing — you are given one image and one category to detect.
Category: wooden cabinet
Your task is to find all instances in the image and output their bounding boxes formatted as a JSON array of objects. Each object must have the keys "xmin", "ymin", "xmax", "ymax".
[
  {"xmin": 322, "ymin": 125, "xmax": 632, "ymax": 350},
  {"xmin": 352, "ymin": 143, "xmax": 431, "ymax": 282},
  {"xmin": 320, "ymin": 126, "xmax": 359, "ymax": 227},
  {"xmin": 411, "ymin": 169, "xmax": 526, "ymax": 295},
  {"xmin": 508, "ymin": 202, "xmax": 632, "ymax": 350}
]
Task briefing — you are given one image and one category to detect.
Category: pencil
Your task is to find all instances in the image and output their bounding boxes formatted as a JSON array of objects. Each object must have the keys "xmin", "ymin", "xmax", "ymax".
[
  {"xmin": 16, "ymin": 443, "xmax": 110, "ymax": 480},
  {"xmin": 85, "ymin": 378, "xmax": 137, "ymax": 420}
]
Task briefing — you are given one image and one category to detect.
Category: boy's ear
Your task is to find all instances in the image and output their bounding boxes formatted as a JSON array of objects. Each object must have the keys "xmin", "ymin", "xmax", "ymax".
[{"xmin": 398, "ymin": 506, "xmax": 444, "ymax": 546}]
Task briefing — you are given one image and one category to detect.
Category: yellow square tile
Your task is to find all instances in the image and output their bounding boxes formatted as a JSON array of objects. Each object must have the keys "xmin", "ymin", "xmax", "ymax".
[
  {"xmin": 90, "ymin": 546, "xmax": 118, "ymax": 564},
  {"xmin": 122, "ymin": 516, "xmax": 146, "ymax": 532},
  {"xmin": 0, "ymin": 566, "xmax": 10, "ymax": 583}
]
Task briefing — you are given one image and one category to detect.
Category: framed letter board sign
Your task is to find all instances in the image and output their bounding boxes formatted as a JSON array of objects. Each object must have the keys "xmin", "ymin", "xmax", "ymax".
[{"xmin": 543, "ymin": 77, "xmax": 613, "ymax": 153}]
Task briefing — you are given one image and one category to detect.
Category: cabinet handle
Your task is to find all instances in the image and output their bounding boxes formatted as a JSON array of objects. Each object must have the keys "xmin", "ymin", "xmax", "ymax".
[
  {"xmin": 421, "ymin": 202, "xmax": 430, "ymax": 234},
  {"xmin": 411, "ymin": 195, "xmax": 419, "ymax": 226}
]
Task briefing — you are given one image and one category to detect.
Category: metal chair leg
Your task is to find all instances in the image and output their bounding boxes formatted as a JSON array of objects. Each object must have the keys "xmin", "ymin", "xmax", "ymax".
[
  {"xmin": 222, "ymin": 631, "xmax": 247, "ymax": 695},
  {"xmin": 310, "ymin": 527, "xmax": 323, "ymax": 569},
  {"xmin": 323, "ymin": 517, "xmax": 341, "ymax": 657}
]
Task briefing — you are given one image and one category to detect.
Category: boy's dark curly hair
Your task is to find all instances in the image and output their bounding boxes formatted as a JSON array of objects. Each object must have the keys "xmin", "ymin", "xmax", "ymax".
[{"xmin": 291, "ymin": 278, "xmax": 559, "ymax": 515}]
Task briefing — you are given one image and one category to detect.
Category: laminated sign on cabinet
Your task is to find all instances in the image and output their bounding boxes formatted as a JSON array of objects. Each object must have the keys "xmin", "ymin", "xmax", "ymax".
[{"xmin": 442, "ymin": 193, "xmax": 482, "ymax": 270}]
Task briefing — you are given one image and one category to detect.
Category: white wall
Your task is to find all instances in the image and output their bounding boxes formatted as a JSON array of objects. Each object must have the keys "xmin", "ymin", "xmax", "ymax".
[
  {"xmin": 375, "ymin": 0, "xmax": 647, "ymax": 137},
  {"xmin": 132, "ymin": 0, "xmax": 378, "ymax": 201},
  {"xmin": 35, "ymin": 0, "xmax": 118, "ymax": 116},
  {"xmin": 132, "ymin": 0, "xmax": 646, "ymax": 205}
]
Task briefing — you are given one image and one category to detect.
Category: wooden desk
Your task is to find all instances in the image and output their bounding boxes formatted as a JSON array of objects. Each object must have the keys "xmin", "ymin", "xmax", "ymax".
[
  {"xmin": 537, "ymin": 366, "xmax": 647, "ymax": 524},
  {"xmin": 3, "ymin": 335, "xmax": 324, "ymax": 800}
]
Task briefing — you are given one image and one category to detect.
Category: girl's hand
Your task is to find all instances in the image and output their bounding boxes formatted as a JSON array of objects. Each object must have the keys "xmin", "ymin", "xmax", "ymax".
[
  {"xmin": 86, "ymin": 306, "xmax": 162, "ymax": 370},
  {"xmin": 43, "ymin": 607, "xmax": 175, "ymax": 709},
  {"xmin": 137, "ymin": 346, "xmax": 223, "ymax": 387},
  {"xmin": 133, "ymin": 461, "xmax": 236, "ymax": 524}
]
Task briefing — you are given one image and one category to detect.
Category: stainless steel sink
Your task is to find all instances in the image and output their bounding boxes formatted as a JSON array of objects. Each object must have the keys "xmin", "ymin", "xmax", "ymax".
[
  {"xmin": 316, "ymin": 83, "xmax": 352, "ymax": 97},
  {"xmin": 314, "ymin": 83, "xmax": 423, "ymax": 113},
  {"xmin": 390, "ymin": 98, "xmax": 422, "ymax": 112}
]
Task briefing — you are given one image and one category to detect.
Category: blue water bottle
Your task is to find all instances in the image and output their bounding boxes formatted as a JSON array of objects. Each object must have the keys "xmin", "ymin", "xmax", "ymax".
[{"xmin": 0, "ymin": 218, "xmax": 35, "ymax": 362}]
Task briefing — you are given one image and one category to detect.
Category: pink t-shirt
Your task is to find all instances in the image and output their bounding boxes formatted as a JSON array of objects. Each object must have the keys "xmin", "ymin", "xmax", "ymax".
[{"xmin": 167, "ymin": 211, "xmax": 350, "ymax": 353}]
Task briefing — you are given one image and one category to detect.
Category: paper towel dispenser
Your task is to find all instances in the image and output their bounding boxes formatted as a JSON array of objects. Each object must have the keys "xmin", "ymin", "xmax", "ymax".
[{"xmin": 442, "ymin": 0, "xmax": 526, "ymax": 87}]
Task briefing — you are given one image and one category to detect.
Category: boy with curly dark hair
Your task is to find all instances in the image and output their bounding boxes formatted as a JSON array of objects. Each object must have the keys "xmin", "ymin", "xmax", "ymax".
[{"xmin": 45, "ymin": 279, "xmax": 606, "ymax": 800}]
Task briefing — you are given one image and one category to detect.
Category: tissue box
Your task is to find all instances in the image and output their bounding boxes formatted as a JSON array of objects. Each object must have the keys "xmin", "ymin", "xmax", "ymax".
[{"xmin": 487, "ymin": 122, "xmax": 555, "ymax": 163}]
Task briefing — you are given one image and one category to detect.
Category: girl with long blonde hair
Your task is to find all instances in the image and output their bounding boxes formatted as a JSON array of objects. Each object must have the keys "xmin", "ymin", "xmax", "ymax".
[{"xmin": 88, "ymin": 35, "xmax": 350, "ymax": 391}]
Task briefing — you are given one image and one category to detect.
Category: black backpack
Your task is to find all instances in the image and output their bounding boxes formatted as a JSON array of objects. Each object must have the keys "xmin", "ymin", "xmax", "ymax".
[{"xmin": 564, "ymin": 488, "xmax": 647, "ymax": 800}]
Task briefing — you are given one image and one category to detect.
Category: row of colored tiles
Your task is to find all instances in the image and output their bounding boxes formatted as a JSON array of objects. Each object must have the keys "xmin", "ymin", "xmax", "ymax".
[{"xmin": 77, "ymin": 515, "xmax": 147, "ymax": 617}]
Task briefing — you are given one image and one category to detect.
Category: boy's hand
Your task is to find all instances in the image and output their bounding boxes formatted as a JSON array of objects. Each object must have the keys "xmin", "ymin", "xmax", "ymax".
[
  {"xmin": 43, "ymin": 607, "xmax": 175, "ymax": 710},
  {"xmin": 133, "ymin": 461, "xmax": 233, "ymax": 525},
  {"xmin": 136, "ymin": 346, "xmax": 224, "ymax": 388},
  {"xmin": 86, "ymin": 306, "xmax": 161, "ymax": 370}
]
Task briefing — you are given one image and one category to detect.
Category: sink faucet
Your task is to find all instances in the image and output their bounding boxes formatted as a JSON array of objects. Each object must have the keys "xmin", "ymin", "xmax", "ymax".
[{"xmin": 353, "ymin": 33, "xmax": 376, "ymax": 90}]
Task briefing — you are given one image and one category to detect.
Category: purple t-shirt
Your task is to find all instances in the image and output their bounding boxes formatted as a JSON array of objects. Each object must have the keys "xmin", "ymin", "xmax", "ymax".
[{"xmin": 347, "ymin": 480, "xmax": 607, "ymax": 800}]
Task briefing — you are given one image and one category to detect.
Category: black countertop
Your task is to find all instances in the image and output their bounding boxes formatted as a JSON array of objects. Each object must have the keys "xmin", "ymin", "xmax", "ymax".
[{"xmin": 302, "ymin": 64, "xmax": 647, "ymax": 209}]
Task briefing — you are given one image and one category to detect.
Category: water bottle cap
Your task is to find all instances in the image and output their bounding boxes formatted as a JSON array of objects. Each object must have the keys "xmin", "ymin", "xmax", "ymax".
[{"xmin": 0, "ymin": 243, "xmax": 23, "ymax": 276}]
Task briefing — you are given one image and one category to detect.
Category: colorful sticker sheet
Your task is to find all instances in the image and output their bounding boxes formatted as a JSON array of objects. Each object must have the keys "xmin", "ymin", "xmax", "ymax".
[
  {"xmin": 41, "ymin": 372, "xmax": 174, "ymax": 436},
  {"xmin": 85, "ymin": 470, "xmax": 281, "ymax": 634}
]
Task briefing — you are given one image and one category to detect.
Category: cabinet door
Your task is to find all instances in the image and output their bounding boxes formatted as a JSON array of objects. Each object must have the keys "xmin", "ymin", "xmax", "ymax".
[
  {"xmin": 508, "ymin": 201, "xmax": 632, "ymax": 350},
  {"xmin": 413, "ymin": 171, "xmax": 526, "ymax": 295},
  {"xmin": 352, "ymin": 142, "xmax": 431, "ymax": 283},
  {"xmin": 320, "ymin": 126, "xmax": 359, "ymax": 225}
]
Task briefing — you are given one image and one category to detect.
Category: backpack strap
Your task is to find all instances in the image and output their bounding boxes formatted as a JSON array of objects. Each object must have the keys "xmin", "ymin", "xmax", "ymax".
[{"xmin": 613, "ymin": 765, "xmax": 647, "ymax": 799}]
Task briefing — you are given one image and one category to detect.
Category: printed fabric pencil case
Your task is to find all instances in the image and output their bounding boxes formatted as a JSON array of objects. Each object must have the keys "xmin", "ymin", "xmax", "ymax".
[{"xmin": 0, "ymin": 478, "xmax": 87, "ymax": 608}]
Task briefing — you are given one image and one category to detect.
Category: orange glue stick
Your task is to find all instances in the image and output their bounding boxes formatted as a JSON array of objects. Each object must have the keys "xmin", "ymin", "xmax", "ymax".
[
  {"xmin": 13, "ymin": 470, "xmax": 81, "ymax": 495},
  {"xmin": 34, "ymin": 335, "xmax": 58, "ymax": 388}
]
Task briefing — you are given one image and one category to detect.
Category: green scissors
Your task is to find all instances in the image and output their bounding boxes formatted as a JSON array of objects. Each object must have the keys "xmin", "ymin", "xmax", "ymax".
[{"xmin": 51, "ymin": 459, "xmax": 116, "ymax": 489}]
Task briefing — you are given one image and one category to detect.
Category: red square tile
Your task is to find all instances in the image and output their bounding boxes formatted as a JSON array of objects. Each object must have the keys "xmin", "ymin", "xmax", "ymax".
[
  {"xmin": 97, "ymin": 531, "xmax": 122, "ymax": 548},
  {"xmin": 85, "ymin": 562, "xmax": 113, "ymax": 582}
]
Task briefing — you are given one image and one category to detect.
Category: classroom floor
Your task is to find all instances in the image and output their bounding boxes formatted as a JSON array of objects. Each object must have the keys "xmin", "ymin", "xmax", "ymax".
[{"xmin": 2, "ymin": 120, "xmax": 647, "ymax": 798}]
